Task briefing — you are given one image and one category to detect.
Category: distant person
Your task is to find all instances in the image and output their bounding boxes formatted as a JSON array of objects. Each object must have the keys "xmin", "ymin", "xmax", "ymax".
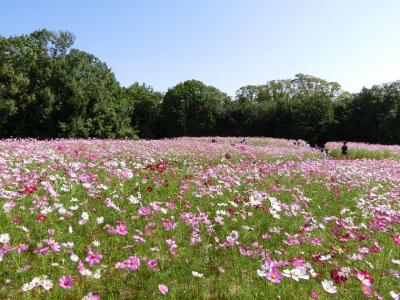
[
  {"xmin": 341, "ymin": 141, "xmax": 348, "ymax": 158},
  {"xmin": 319, "ymin": 148, "xmax": 325, "ymax": 159},
  {"xmin": 240, "ymin": 138, "xmax": 246, "ymax": 144},
  {"xmin": 211, "ymin": 139, "xmax": 216, "ymax": 143},
  {"xmin": 319, "ymin": 147, "xmax": 328, "ymax": 159}
]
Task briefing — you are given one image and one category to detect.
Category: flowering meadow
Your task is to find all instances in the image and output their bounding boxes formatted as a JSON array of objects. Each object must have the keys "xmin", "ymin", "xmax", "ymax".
[{"xmin": 0, "ymin": 137, "xmax": 399, "ymax": 299}]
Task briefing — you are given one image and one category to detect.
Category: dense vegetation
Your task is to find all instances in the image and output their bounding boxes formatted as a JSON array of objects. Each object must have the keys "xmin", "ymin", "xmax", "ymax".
[{"xmin": 1, "ymin": 29, "xmax": 400, "ymax": 145}]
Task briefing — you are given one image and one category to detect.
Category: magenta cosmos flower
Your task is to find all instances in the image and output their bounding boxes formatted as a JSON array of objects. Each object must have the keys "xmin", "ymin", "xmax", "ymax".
[
  {"xmin": 266, "ymin": 268, "xmax": 283, "ymax": 284},
  {"xmin": 59, "ymin": 275, "xmax": 74, "ymax": 289},
  {"xmin": 86, "ymin": 249, "xmax": 102, "ymax": 266}
]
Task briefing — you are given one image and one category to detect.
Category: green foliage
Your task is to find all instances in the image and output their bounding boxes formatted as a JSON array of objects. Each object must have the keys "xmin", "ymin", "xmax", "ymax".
[
  {"xmin": 335, "ymin": 82, "xmax": 400, "ymax": 144},
  {"xmin": 0, "ymin": 29, "xmax": 135, "ymax": 139},
  {"xmin": 1, "ymin": 29, "xmax": 400, "ymax": 144},
  {"xmin": 122, "ymin": 83, "xmax": 163, "ymax": 138},
  {"xmin": 329, "ymin": 148, "xmax": 397, "ymax": 160},
  {"xmin": 160, "ymin": 80, "xmax": 230, "ymax": 137}
]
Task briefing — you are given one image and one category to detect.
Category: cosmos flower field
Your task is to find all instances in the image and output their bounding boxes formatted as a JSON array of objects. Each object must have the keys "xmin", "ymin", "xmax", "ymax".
[{"xmin": 0, "ymin": 137, "xmax": 399, "ymax": 299}]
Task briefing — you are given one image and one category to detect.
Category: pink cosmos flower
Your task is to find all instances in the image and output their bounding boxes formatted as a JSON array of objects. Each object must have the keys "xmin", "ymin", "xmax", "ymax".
[
  {"xmin": 1, "ymin": 244, "xmax": 11, "ymax": 256},
  {"xmin": 361, "ymin": 284, "xmax": 372, "ymax": 296},
  {"xmin": 266, "ymin": 267, "xmax": 283, "ymax": 284},
  {"xmin": 166, "ymin": 239, "xmax": 177, "ymax": 256},
  {"xmin": 291, "ymin": 256, "xmax": 305, "ymax": 268},
  {"xmin": 46, "ymin": 238, "xmax": 61, "ymax": 252},
  {"xmin": 83, "ymin": 292, "xmax": 101, "ymax": 300},
  {"xmin": 105, "ymin": 224, "xmax": 116, "ymax": 235},
  {"xmin": 162, "ymin": 218, "xmax": 177, "ymax": 231},
  {"xmin": 393, "ymin": 234, "xmax": 400, "ymax": 246},
  {"xmin": 158, "ymin": 284, "xmax": 168, "ymax": 295},
  {"xmin": 133, "ymin": 235, "xmax": 145, "ymax": 243},
  {"xmin": 166, "ymin": 202, "xmax": 176, "ymax": 209},
  {"xmin": 125, "ymin": 255, "xmax": 141, "ymax": 271},
  {"xmin": 34, "ymin": 247, "xmax": 49, "ymax": 255},
  {"xmin": 115, "ymin": 255, "xmax": 141, "ymax": 271},
  {"xmin": 357, "ymin": 270, "xmax": 374, "ymax": 286},
  {"xmin": 115, "ymin": 224, "xmax": 128, "ymax": 235},
  {"xmin": 147, "ymin": 259, "xmax": 158, "ymax": 270},
  {"xmin": 86, "ymin": 249, "xmax": 102, "ymax": 266},
  {"xmin": 310, "ymin": 290, "xmax": 318, "ymax": 299},
  {"xmin": 59, "ymin": 275, "xmax": 74, "ymax": 289},
  {"xmin": 311, "ymin": 237, "xmax": 323, "ymax": 246},
  {"xmin": 139, "ymin": 207, "xmax": 151, "ymax": 216},
  {"xmin": 15, "ymin": 244, "xmax": 29, "ymax": 254}
]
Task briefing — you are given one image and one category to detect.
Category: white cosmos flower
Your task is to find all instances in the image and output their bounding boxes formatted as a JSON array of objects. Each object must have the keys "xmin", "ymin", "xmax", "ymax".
[
  {"xmin": 41, "ymin": 207, "xmax": 52, "ymax": 214},
  {"xmin": 392, "ymin": 259, "xmax": 400, "ymax": 265},
  {"xmin": 322, "ymin": 280, "xmax": 337, "ymax": 294},
  {"xmin": 338, "ymin": 267, "xmax": 351, "ymax": 277},
  {"xmin": 282, "ymin": 268, "xmax": 309, "ymax": 281},
  {"xmin": 390, "ymin": 291, "xmax": 400, "ymax": 300},
  {"xmin": 96, "ymin": 217, "xmax": 104, "ymax": 224},
  {"xmin": 249, "ymin": 191, "xmax": 264, "ymax": 206},
  {"xmin": 92, "ymin": 269, "xmax": 102, "ymax": 279},
  {"xmin": 31, "ymin": 277, "xmax": 42, "ymax": 286},
  {"xmin": 63, "ymin": 241, "xmax": 74, "ymax": 248},
  {"xmin": 40, "ymin": 279, "xmax": 53, "ymax": 290},
  {"xmin": 0, "ymin": 233, "xmax": 10, "ymax": 244},
  {"xmin": 320, "ymin": 254, "xmax": 331, "ymax": 261},
  {"xmin": 192, "ymin": 271, "xmax": 204, "ymax": 278},
  {"xmin": 257, "ymin": 269, "xmax": 267, "ymax": 277},
  {"xmin": 128, "ymin": 195, "xmax": 140, "ymax": 204},
  {"xmin": 82, "ymin": 292, "xmax": 98, "ymax": 300},
  {"xmin": 257, "ymin": 265, "xmax": 269, "ymax": 277},
  {"xmin": 68, "ymin": 225, "xmax": 73, "ymax": 233},
  {"xmin": 17, "ymin": 225, "xmax": 30, "ymax": 233},
  {"xmin": 21, "ymin": 282, "xmax": 34, "ymax": 292},
  {"xmin": 70, "ymin": 254, "xmax": 79, "ymax": 262},
  {"xmin": 58, "ymin": 207, "xmax": 68, "ymax": 215},
  {"xmin": 81, "ymin": 212, "xmax": 89, "ymax": 220}
]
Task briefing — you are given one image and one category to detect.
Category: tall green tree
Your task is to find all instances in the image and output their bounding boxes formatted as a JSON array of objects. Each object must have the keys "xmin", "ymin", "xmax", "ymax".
[
  {"xmin": 0, "ymin": 29, "xmax": 73, "ymax": 137},
  {"xmin": 235, "ymin": 74, "xmax": 341, "ymax": 145},
  {"xmin": 122, "ymin": 83, "xmax": 163, "ymax": 138},
  {"xmin": 52, "ymin": 49, "xmax": 133, "ymax": 138},
  {"xmin": 160, "ymin": 80, "xmax": 231, "ymax": 137}
]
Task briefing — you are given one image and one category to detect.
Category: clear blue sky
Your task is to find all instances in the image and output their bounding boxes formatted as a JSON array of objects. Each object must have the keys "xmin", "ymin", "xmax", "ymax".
[{"xmin": 1, "ymin": 0, "xmax": 400, "ymax": 96}]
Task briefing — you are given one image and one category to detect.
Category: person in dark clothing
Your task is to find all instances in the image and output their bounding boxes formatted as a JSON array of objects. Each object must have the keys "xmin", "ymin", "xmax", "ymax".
[
  {"xmin": 240, "ymin": 138, "xmax": 246, "ymax": 144},
  {"xmin": 211, "ymin": 139, "xmax": 216, "ymax": 143},
  {"xmin": 341, "ymin": 141, "xmax": 348, "ymax": 158}
]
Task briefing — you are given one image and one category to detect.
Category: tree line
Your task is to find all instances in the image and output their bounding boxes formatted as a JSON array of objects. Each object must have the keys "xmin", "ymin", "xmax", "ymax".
[{"xmin": 1, "ymin": 29, "xmax": 400, "ymax": 145}]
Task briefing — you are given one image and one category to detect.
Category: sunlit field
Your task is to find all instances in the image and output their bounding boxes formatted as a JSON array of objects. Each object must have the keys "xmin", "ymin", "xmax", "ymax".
[{"xmin": 0, "ymin": 137, "xmax": 399, "ymax": 299}]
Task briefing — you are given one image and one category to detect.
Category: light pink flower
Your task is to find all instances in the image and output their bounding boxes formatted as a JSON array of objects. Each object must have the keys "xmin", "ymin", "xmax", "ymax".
[{"xmin": 158, "ymin": 284, "xmax": 168, "ymax": 295}]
